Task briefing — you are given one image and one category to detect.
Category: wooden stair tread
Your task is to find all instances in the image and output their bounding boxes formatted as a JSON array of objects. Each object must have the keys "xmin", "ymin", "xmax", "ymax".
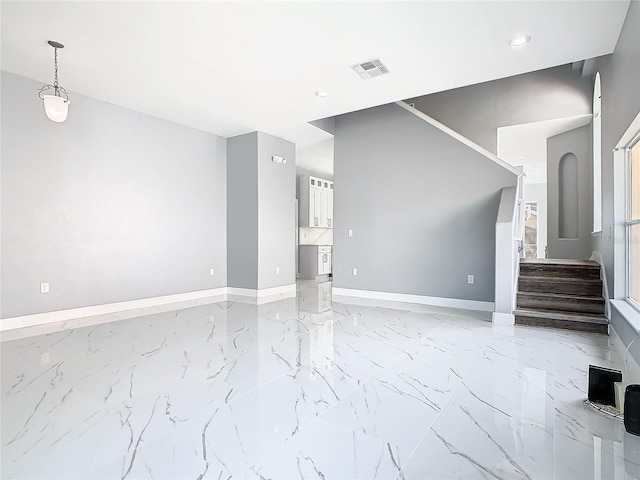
[
  {"xmin": 514, "ymin": 308, "xmax": 608, "ymax": 324},
  {"xmin": 517, "ymin": 292, "xmax": 604, "ymax": 302},
  {"xmin": 518, "ymin": 275, "xmax": 602, "ymax": 284},
  {"xmin": 520, "ymin": 259, "xmax": 599, "ymax": 266},
  {"xmin": 515, "ymin": 259, "xmax": 606, "ymax": 333},
  {"xmin": 519, "ymin": 260, "xmax": 601, "ymax": 280}
]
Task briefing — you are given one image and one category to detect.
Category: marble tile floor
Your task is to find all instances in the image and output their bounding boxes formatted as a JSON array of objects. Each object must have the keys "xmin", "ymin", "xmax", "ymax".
[{"xmin": 1, "ymin": 281, "xmax": 639, "ymax": 479}]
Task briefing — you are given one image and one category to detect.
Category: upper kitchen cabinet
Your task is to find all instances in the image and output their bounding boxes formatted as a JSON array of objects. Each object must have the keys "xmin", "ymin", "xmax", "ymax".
[{"xmin": 299, "ymin": 175, "xmax": 333, "ymax": 228}]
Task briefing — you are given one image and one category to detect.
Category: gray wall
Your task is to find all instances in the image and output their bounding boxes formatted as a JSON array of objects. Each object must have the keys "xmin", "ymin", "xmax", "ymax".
[
  {"xmin": 333, "ymin": 103, "xmax": 517, "ymax": 302},
  {"xmin": 546, "ymin": 124, "xmax": 593, "ymax": 259},
  {"xmin": 227, "ymin": 133, "xmax": 259, "ymax": 289},
  {"xmin": 296, "ymin": 167, "xmax": 333, "ymax": 182},
  {"xmin": 408, "ymin": 65, "xmax": 593, "ymax": 154},
  {"xmin": 256, "ymin": 132, "xmax": 296, "ymax": 289},
  {"xmin": 227, "ymin": 131, "xmax": 296, "ymax": 290},
  {"xmin": 597, "ymin": 0, "xmax": 640, "ymax": 292},
  {"xmin": 1, "ymin": 72, "xmax": 227, "ymax": 318},
  {"xmin": 309, "ymin": 117, "xmax": 335, "ymax": 135},
  {"xmin": 596, "ymin": 1, "xmax": 640, "ymax": 364}
]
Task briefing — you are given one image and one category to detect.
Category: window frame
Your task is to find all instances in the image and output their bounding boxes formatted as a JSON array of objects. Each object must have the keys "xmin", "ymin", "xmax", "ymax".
[
  {"xmin": 626, "ymin": 134, "xmax": 640, "ymax": 309},
  {"xmin": 593, "ymin": 72, "xmax": 602, "ymax": 234}
]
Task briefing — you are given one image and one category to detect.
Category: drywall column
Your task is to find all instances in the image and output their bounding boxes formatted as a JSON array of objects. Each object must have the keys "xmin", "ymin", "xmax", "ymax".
[
  {"xmin": 227, "ymin": 132, "xmax": 296, "ymax": 291},
  {"xmin": 547, "ymin": 124, "xmax": 592, "ymax": 259},
  {"xmin": 227, "ymin": 134, "xmax": 259, "ymax": 289}
]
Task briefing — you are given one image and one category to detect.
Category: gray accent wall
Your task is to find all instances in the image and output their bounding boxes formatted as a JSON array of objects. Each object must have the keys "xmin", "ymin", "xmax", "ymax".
[
  {"xmin": 333, "ymin": 103, "xmax": 517, "ymax": 302},
  {"xmin": 597, "ymin": 0, "xmax": 640, "ymax": 293},
  {"xmin": 227, "ymin": 132, "xmax": 296, "ymax": 290},
  {"xmin": 227, "ymin": 133, "xmax": 259, "ymax": 289},
  {"xmin": 546, "ymin": 124, "xmax": 593, "ymax": 259},
  {"xmin": 1, "ymin": 72, "xmax": 227, "ymax": 318},
  {"xmin": 596, "ymin": 1, "xmax": 640, "ymax": 365},
  {"xmin": 408, "ymin": 65, "xmax": 593, "ymax": 154},
  {"xmin": 309, "ymin": 117, "xmax": 335, "ymax": 135},
  {"xmin": 296, "ymin": 168, "xmax": 333, "ymax": 182}
]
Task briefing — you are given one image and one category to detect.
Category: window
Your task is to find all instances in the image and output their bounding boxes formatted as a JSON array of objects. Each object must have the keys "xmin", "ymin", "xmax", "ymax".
[
  {"xmin": 593, "ymin": 73, "xmax": 602, "ymax": 233},
  {"xmin": 628, "ymin": 138, "xmax": 640, "ymax": 306}
]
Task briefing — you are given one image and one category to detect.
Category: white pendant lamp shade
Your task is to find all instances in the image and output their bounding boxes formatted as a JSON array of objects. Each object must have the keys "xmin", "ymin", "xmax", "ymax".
[
  {"xmin": 38, "ymin": 41, "xmax": 71, "ymax": 123},
  {"xmin": 42, "ymin": 94, "xmax": 70, "ymax": 122}
]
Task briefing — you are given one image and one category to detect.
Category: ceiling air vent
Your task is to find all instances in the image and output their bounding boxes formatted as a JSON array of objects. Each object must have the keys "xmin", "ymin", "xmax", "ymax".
[{"xmin": 351, "ymin": 59, "xmax": 390, "ymax": 80}]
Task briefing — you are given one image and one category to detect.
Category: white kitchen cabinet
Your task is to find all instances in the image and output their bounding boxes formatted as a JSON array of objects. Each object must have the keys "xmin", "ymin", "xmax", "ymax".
[
  {"xmin": 299, "ymin": 245, "xmax": 332, "ymax": 279},
  {"xmin": 317, "ymin": 246, "xmax": 332, "ymax": 275},
  {"xmin": 299, "ymin": 175, "xmax": 333, "ymax": 228}
]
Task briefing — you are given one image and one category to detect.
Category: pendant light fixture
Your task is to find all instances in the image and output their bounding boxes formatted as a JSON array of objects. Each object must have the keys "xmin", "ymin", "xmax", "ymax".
[{"xmin": 37, "ymin": 41, "xmax": 70, "ymax": 122}]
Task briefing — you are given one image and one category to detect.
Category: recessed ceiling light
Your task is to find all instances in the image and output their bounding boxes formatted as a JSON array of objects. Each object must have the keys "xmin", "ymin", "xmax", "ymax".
[
  {"xmin": 510, "ymin": 34, "xmax": 531, "ymax": 48},
  {"xmin": 315, "ymin": 90, "xmax": 329, "ymax": 98}
]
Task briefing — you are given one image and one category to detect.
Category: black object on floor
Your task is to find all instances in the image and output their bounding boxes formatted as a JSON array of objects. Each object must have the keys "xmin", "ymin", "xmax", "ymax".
[
  {"xmin": 624, "ymin": 384, "xmax": 640, "ymax": 436},
  {"xmin": 588, "ymin": 365, "xmax": 623, "ymax": 406}
]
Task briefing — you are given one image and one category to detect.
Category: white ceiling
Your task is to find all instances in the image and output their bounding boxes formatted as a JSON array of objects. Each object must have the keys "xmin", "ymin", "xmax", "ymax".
[{"xmin": 1, "ymin": 1, "xmax": 630, "ymax": 155}]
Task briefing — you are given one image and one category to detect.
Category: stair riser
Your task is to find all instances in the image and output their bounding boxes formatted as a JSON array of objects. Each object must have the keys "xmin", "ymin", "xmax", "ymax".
[
  {"xmin": 516, "ymin": 295, "xmax": 605, "ymax": 314},
  {"xmin": 519, "ymin": 265, "xmax": 600, "ymax": 279},
  {"xmin": 515, "ymin": 315, "xmax": 608, "ymax": 334},
  {"xmin": 518, "ymin": 279, "xmax": 602, "ymax": 296}
]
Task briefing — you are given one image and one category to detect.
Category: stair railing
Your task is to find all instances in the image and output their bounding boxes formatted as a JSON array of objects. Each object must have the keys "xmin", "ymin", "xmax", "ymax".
[{"xmin": 493, "ymin": 173, "xmax": 525, "ymax": 324}]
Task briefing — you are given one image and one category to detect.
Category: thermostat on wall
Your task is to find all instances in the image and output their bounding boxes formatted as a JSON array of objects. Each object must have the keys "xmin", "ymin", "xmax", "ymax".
[{"xmin": 272, "ymin": 155, "xmax": 286, "ymax": 164}]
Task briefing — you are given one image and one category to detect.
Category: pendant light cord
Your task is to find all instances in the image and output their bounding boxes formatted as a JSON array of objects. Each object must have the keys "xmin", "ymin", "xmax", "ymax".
[{"xmin": 53, "ymin": 47, "xmax": 59, "ymax": 95}]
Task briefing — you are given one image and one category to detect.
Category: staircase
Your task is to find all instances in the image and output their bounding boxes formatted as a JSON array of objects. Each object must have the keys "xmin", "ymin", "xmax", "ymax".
[{"xmin": 514, "ymin": 259, "xmax": 608, "ymax": 334}]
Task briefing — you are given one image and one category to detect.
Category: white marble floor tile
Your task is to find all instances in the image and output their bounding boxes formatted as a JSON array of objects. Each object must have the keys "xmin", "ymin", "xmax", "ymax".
[
  {"xmin": 2, "ymin": 282, "xmax": 638, "ymax": 480},
  {"xmin": 249, "ymin": 418, "xmax": 403, "ymax": 480},
  {"xmin": 321, "ymin": 379, "xmax": 438, "ymax": 465}
]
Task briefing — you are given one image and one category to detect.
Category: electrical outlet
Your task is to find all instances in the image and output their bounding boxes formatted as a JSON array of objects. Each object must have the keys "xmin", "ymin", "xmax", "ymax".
[
  {"xmin": 348, "ymin": 229, "xmax": 353, "ymax": 237},
  {"xmin": 275, "ymin": 313, "xmax": 280, "ymax": 321},
  {"xmin": 352, "ymin": 268, "xmax": 358, "ymax": 276},
  {"xmin": 352, "ymin": 315, "xmax": 358, "ymax": 325},
  {"xmin": 209, "ymin": 268, "xmax": 215, "ymax": 276},
  {"xmin": 40, "ymin": 282, "xmax": 50, "ymax": 294},
  {"xmin": 467, "ymin": 275, "xmax": 475, "ymax": 284},
  {"xmin": 41, "ymin": 353, "xmax": 50, "ymax": 364},
  {"xmin": 276, "ymin": 266, "xmax": 280, "ymax": 274}
]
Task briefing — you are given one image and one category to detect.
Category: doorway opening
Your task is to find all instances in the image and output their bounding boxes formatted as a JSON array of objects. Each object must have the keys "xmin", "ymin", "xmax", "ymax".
[{"xmin": 524, "ymin": 202, "xmax": 539, "ymax": 259}]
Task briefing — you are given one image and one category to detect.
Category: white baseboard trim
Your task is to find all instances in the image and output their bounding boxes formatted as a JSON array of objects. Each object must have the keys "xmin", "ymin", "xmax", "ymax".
[
  {"xmin": 332, "ymin": 287, "xmax": 494, "ymax": 312},
  {"xmin": 492, "ymin": 312, "xmax": 515, "ymax": 325},
  {"xmin": 1, "ymin": 284, "xmax": 299, "ymax": 335},
  {"xmin": 610, "ymin": 327, "xmax": 640, "ymax": 382},
  {"xmin": 227, "ymin": 284, "xmax": 296, "ymax": 298},
  {"xmin": 0, "ymin": 288, "xmax": 228, "ymax": 332}
]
